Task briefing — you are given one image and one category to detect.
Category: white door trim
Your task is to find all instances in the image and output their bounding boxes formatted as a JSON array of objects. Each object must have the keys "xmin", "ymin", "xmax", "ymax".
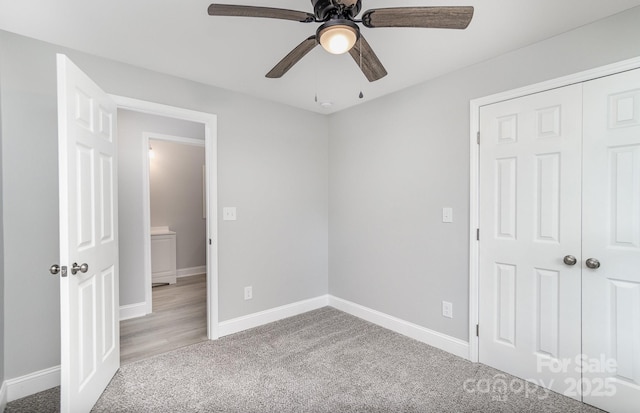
[
  {"xmin": 142, "ymin": 132, "xmax": 206, "ymax": 315},
  {"xmin": 110, "ymin": 95, "xmax": 219, "ymax": 340},
  {"xmin": 468, "ymin": 56, "xmax": 640, "ymax": 362},
  {"xmin": 146, "ymin": 132, "xmax": 206, "ymax": 147}
]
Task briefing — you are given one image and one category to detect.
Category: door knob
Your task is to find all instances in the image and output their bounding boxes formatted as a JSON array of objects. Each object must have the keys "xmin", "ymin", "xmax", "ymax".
[
  {"xmin": 585, "ymin": 258, "xmax": 600, "ymax": 269},
  {"xmin": 563, "ymin": 255, "xmax": 577, "ymax": 266},
  {"xmin": 71, "ymin": 262, "xmax": 89, "ymax": 275},
  {"xmin": 49, "ymin": 264, "xmax": 68, "ymax": 277}
]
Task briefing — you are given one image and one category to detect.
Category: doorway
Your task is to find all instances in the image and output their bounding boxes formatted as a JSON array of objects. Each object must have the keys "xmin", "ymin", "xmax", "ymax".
[{"xmin": 111, "ymin": 96, "xmax": 219, "ymax": 342}]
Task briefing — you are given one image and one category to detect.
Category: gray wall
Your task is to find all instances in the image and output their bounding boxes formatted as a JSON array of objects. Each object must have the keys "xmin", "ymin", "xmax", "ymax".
[
  {"xmin": 0, "ymin": 30, "xmax": 328, "ymax": 379},
  {"xmin": 0, "ymin": 31, "xmax": 62, "ymax": 379},
  {"xmin": 150, "ymin": 140, "xmax": 206, "ymax": 271},
  {"xmin": 328, "ymin": 6, "xmax": 640, "ymax": 341},
  {"xmin": 117, "ymin": 109, "xmax": 206, "ymax": 305}
]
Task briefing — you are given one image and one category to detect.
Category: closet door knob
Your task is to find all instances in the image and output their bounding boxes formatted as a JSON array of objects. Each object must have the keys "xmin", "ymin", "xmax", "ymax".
[
  {"xmin": 585, "ymin": 258, "xmax": 600, "ymax": 269},
  {"xmin": 563, "ymin": 255, "xmax": 577, "ymax": 266}
]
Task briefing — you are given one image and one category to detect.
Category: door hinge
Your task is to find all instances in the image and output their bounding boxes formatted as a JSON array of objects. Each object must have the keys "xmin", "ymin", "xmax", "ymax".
[
  {"xmin": 476, "ymin": 324, "xmax": 479, "ymax": 337},
  {"xmin": 209, "ymin": 238, "xmax": 212, "ymax": 245},
  {"xmin": 476, "ymin": 228, "xmax": 480, "ymax": 241},
  {"xmin": 476, "ymin": 131, "xmax": 480, "ymax": 145}
]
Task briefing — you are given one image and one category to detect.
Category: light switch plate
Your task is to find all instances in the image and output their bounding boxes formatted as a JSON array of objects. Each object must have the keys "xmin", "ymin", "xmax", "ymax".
[
  {"xmin": 223, "ymin": 207, "xmax": 237, "ymax": 221},
  {"xmin": 442, "ymin": 207, "xmax": 453, "ymax": 223}
]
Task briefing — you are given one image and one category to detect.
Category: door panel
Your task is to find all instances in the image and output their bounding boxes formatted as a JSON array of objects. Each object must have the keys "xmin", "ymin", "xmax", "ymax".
[
  {"xmin": 57, "ymin": 54, "xmax": 119, "ymax": 413},
  {"xmin": 479, "ymin": 84, "xmax": 583, "ymax": 398},
  {"xmin": 100, "ymin": 154, "xmax": 115, "ymax": 243},
  {"xmin": 536, "ymin": 267, "xmax": 560, "ymax": 357},
  {"xmin": 582, "ymin": 68, "xmax": 640, "ymax": 413}
]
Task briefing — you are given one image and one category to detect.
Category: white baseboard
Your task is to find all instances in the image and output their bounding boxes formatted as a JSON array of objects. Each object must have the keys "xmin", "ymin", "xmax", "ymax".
[
  {"xmin": 177, "ymin": 266, "xmax": 206, "ymax": 278},
  {"xmin": 217, "ymin": 294, "xmax": 469, "ymax": 360},
  {"xmin": 120, "ymin": 301, "xmax": 148, "ymax": 321},
  {"xmin": 0, "ymin": 380, "xmax": 7, "ymax": 412},
  {"xmin": 5, "ymin": 365, "xmax": 60, "ymax": 402},
  {"xmin": 328, "ymin": 296, "xmax": 470, "ymax": 360},
  {"xmin": 218, "ymin": 295, "xmax": 330, "ymax": 337}
]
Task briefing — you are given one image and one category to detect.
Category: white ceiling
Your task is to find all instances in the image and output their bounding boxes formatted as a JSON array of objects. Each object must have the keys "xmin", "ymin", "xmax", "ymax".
[{"xmin": 1, "ymin": 0, "xmax": 640, "ymax": 114}]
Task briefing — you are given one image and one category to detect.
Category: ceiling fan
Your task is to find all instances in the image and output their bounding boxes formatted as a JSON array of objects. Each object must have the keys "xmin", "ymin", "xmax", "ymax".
[{"xmin": 208, "ymin": 0, "xmax": 474, "ymax": 82}]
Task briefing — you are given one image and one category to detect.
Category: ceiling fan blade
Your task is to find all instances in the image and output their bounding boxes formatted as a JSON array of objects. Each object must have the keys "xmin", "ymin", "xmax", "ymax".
[
  {"xmin": 361, "ymin": 6, "xmax": 474, "ymax": 29},
  {"xmin": 266, "ymin": 36, "xmax": 318, "ymax": 78},
  {"xmin": 348, "ymin": 35, "xmax": 387, "ymax": 82},
  {"xmin": 208, "ymin": 4, "xmax": 315, "ymax": 23}
]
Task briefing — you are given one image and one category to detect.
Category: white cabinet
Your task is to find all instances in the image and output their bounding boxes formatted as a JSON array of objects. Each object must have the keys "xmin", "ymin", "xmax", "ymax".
[{"xmin": 151, "ymin": 227, "xmax": 177, "ymax": 285}]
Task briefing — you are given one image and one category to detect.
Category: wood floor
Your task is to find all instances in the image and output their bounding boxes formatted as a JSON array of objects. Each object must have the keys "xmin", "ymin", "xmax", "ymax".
[{"xmin": 120, "ymin": 273, "xmax": 207, "ymax": 364}]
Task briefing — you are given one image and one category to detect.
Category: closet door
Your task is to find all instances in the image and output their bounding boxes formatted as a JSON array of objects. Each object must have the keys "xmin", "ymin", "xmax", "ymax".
[
  {"xmin": 478, "ymin": 84, "xmax": 583, "ymax": 397},
  {"xmin": 582, "ymin": 68, "xmax": 640, "ymax": 413}
]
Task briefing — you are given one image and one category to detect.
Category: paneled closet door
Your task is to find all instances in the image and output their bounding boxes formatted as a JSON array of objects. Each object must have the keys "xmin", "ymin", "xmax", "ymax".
[
  {"xmin": 582, "ymin": 68, "xmax": 640, "ymax": 413},
  {"xmin": 478, "ymin": 84, "xmax": 583, "ymax": 398}
]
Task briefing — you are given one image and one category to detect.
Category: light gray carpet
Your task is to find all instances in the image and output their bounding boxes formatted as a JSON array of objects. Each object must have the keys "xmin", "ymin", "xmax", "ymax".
[{"xmin": 6, "ymin": 307, "xmax": 602, "ymax": 412}]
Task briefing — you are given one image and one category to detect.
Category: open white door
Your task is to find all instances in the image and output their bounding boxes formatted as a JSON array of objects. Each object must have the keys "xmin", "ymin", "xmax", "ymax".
[{"xmin": 56, "ymin": 54, "xmax": 119, "ymax": 413}]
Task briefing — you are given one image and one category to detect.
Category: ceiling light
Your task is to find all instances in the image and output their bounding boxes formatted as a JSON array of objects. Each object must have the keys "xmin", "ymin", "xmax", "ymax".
[{"xmin": 317, "ymin": 20, "xmax": 359, "ymax": 55}]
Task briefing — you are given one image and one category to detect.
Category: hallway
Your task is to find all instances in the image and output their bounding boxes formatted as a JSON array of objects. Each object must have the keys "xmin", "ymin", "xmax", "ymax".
[{"xmin": 120, "ymin": 274, "xmax": 207, "ymax": 364}]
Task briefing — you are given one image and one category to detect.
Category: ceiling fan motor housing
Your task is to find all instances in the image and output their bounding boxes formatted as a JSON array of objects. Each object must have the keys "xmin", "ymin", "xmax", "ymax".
[{"xmin": 312, "ymin": 0, "xmax": 362, "ymax": 21}]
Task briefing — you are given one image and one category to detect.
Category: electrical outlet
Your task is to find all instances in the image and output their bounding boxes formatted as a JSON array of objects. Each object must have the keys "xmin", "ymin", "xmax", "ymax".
[
  {"xmin": 244, "ymin": 286, "xmax": 253, "ymax": 300},
  {"xmin": 442, "ymin": 301, "xmax": 453, "ymax": 318}
]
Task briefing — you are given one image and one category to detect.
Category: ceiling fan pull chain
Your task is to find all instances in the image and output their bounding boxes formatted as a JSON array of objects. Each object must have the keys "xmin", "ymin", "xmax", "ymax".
[
  {"xmin": 358, "ymin": 36, "xmax": 364, "ymax": 99},
  {"xmin": 314, "ymin": 48, "xmax": 319, "ymax": 103}
]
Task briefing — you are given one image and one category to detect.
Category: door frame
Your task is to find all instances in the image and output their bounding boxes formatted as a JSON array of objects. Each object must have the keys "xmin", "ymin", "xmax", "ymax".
[
  {"xmin": 111, "ymin": 95, "xmax": 219, "ymax": 339},
  {"xmin": 142, "ymin": 132, "xmax": 206, "ymax": 317},
  {"xmin": 468, "ymin": 56, "xmax": 640, "ymax": 362}
]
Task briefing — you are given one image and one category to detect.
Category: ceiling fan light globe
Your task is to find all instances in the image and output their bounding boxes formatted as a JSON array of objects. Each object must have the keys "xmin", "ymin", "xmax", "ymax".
[{"xmin": 318, "ymin": 24, "xmax": 359, "ymax": 55}]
